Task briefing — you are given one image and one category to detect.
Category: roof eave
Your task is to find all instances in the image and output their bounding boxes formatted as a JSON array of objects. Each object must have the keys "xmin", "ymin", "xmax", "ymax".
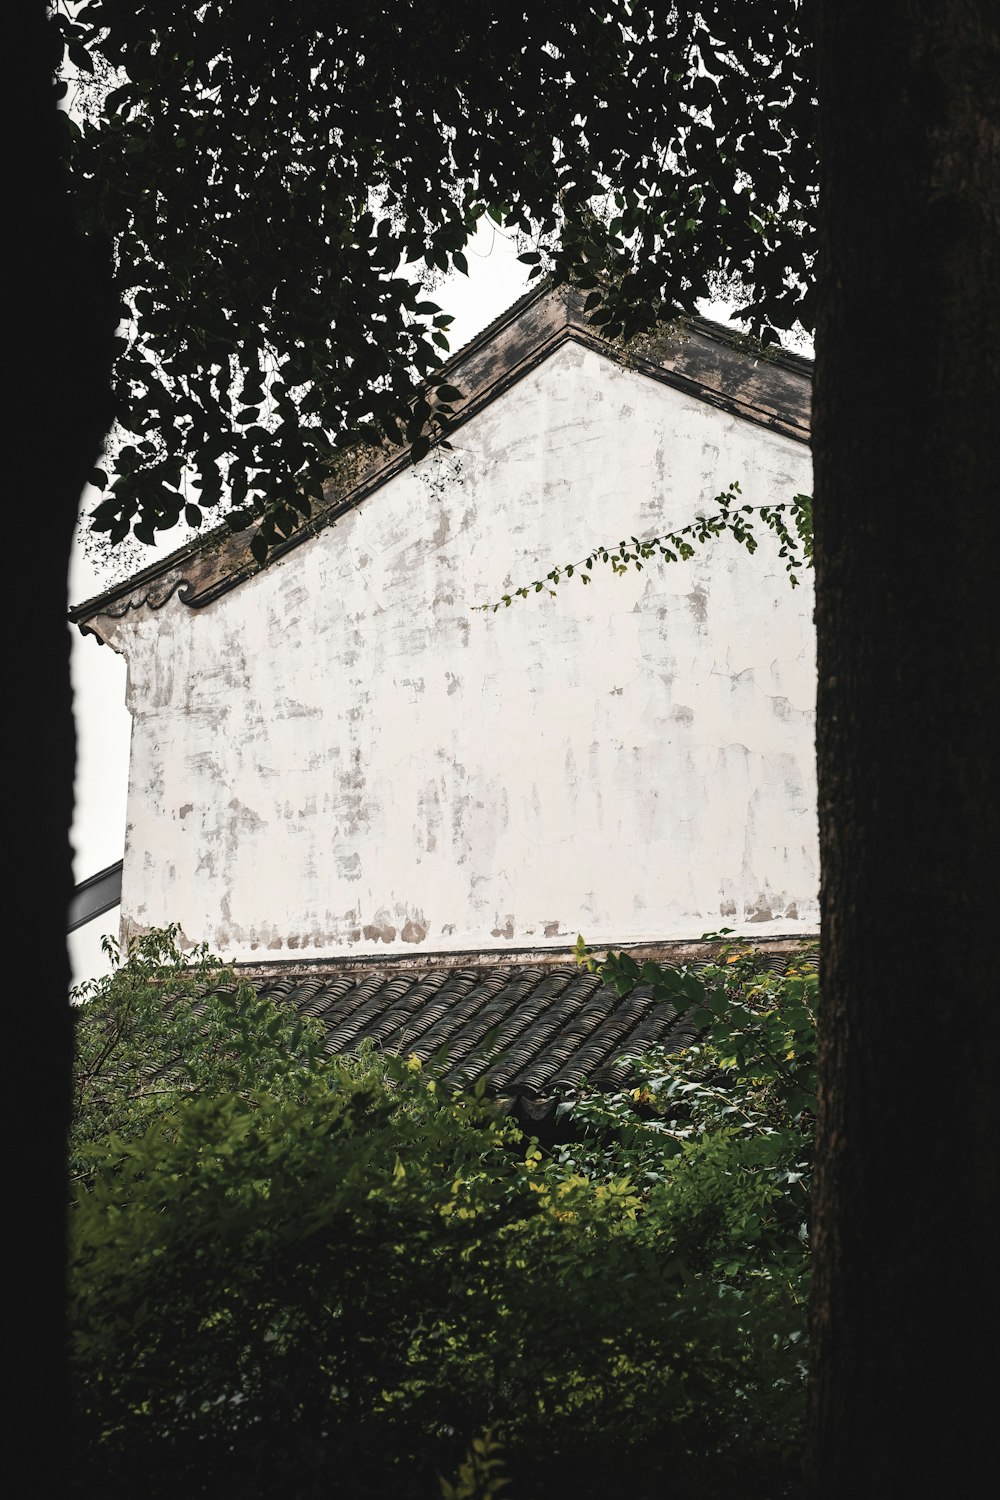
[{"xmin": 70, "ymin": 282, "xmax": 812, "ymax": 633}]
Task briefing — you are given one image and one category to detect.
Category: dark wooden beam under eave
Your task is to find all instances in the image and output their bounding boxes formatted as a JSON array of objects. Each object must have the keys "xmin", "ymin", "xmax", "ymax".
[{"xmin": 69, "ymin": 860, "xmax": 123, "ymax": 932}]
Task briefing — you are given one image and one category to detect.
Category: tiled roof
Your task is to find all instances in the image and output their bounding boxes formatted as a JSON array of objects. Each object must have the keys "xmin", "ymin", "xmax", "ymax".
[{"xmin": 242, "ymin": 945, "xmax": 816, "ymax": 1102}]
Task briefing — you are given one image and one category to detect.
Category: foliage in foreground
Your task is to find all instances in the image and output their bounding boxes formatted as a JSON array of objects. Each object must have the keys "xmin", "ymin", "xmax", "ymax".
[{"xmin": 69, "ymin": 930, "xmax": 815, "ymax": 1499}]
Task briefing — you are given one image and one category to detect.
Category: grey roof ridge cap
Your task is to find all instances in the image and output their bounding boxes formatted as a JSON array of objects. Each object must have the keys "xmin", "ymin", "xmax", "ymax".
[
  {"xmin": 679, "ymin": 313, "xmax": 814, "ymax": 376},
  {"xmin": 451, "ymin": 272, "xmax": 815, "ymax": 379},
  {"xmin": 69, "ymin": 528, "xmax": 239, "ymax": 628},
  {"xmin": 69, "ymin": 282, "xmax": 812, "ymax": 626},
  {"xmin": 68, "ymin": 280, "xmax": 563, "ymax": 626},
  {"xmin": 436, "ymin": 273, "xmax": 559, "ymax": 364}
]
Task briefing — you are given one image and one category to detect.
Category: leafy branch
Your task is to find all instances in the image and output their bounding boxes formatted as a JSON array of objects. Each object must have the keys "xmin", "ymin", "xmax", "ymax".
[
  {"xmin": 574, "ymin": 933, "xmax": 818, "ymax": 1124},
  {"xmin": 476, "ymin": 483, "xmax": 813, "ymax": 611},
  {"xmin": 58, "ymin": 4, "xmax": 816, "ymax": 559},
  {"xmin": 439, "ymin": 1429, "xmax": 511, "ymax": 1500}
]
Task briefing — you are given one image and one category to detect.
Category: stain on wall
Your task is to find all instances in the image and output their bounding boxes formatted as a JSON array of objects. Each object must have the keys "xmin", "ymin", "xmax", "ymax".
[{"xmin": 105, "ymin": 340, "xmax": 817, "ymax": 961}]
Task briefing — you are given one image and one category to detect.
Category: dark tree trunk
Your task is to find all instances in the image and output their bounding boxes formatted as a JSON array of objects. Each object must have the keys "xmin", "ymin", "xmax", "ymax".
[
  {"xmin": 811, "ymin": 2, "xmax": 999, "ymax": 1491},
  {"xmin": 12, "ymin": 4, "xmax": 115, "ymax": 1484}
]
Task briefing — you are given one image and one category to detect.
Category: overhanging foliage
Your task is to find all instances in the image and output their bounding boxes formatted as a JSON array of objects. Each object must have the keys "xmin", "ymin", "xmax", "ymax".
[{"xmin": 56, "ymin": 1, "xmax": 816, "ymax": 559}]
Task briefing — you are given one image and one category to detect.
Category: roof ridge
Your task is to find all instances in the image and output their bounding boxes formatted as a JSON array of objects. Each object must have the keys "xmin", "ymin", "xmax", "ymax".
[{"xmin": 71, "ymin": 283, "xmax": 812, "ymax": 634}]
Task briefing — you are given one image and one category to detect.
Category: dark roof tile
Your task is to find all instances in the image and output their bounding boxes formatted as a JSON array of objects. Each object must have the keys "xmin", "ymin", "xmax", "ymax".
[{"xmin": 236, "ymin": 942, "xmax": 816, "ymax": 1099}]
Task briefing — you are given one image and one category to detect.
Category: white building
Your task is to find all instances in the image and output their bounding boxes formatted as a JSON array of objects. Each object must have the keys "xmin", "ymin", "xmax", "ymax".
[{"xmin": 71, "ymin": 284, "xmax": 815, "ymax": 1089}]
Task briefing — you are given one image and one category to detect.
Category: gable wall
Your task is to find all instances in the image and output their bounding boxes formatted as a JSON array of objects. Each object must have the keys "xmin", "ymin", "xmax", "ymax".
[{"xmin": 106, "ymin": 339, "xmax": 816, "ymax": 961}]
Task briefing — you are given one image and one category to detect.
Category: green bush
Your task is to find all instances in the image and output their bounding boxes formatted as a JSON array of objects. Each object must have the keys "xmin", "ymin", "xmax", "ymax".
[
  {"xmin": 69, "ymin": 931, "xmax": 814, "ymax": 1499},
  {"xmin": 70, "ymin": 927, "xmax": 331, "ymax": 1183}
]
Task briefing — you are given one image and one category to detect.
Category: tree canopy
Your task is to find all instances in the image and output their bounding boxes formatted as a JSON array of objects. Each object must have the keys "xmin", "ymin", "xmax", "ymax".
[{"xmin": 58, "ymin": 0, "xmax": 816, "ymax": 560}]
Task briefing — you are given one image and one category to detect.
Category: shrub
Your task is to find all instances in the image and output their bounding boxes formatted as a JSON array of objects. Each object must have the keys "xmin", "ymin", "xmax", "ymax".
[{"xmin": 69, "ymin": 931, "xmax": 814, "ymax": 1498}]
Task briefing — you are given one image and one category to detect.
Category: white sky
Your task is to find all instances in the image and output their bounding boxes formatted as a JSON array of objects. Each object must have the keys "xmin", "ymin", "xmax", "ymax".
[{"xmin": 67, "ymin": 220, "xmax": 806, "ymax": 985}]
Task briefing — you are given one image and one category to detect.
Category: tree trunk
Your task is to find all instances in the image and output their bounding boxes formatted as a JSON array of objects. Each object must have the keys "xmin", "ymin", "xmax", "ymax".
[
  {"xmin": 12, "ymin": 4, "xmax": 115, "ymax": 1484},
  {"xmin": 810, "ymin": 2, "xmax": 999, "ymax": 1491}
]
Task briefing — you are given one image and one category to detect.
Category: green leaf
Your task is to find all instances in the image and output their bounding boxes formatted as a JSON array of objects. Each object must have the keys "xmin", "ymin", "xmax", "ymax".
[{"xmin": 681, "ymin": 972, "xmax": 706, "ymax": 1003}]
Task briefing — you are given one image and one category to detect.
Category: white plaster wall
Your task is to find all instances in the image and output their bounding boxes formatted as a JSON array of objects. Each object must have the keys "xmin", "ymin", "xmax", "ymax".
[{"xmin": 109, "ymin": 341, "xmax": 817, "ymax": 961}]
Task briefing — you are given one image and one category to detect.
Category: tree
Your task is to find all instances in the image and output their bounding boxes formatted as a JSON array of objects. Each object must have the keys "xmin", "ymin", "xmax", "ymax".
[
  {"xmin": 39, "ymin": 0, "xmax": 999, "ymax": 1488},
  {"xmin": 809, "ymin": 2, "xmax": 998, "ymax": 1490},
  {"xmin": 13, "ymin": 5, "xmax": 116, "ymax": 1490}
]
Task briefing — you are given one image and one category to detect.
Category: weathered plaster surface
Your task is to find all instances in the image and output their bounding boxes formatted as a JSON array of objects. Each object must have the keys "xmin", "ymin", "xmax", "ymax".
[{"xmin": 104, "ymin": 340, "xmax": 817, "ymax": 960}]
